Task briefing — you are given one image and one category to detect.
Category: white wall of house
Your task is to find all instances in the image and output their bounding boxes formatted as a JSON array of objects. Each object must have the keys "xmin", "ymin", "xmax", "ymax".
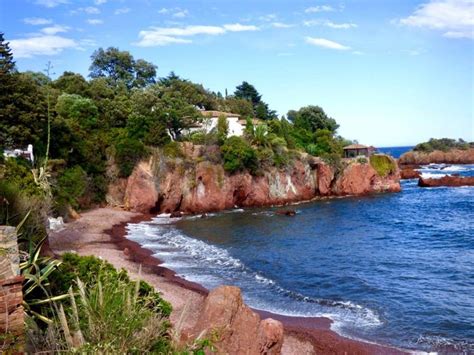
[{"xmin": 186, "ymin": 115, "xmax": 244, "ymax": 137}]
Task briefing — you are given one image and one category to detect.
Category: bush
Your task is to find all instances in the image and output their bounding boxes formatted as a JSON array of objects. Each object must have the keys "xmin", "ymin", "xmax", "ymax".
[
  {"xmin": 49, "ymin": 253, "xmax": 172, "ymax": 317},
  {"xmin": 55, "ymin": 166, "xmax": 88, "ymax": 210},
  {"xmin": 163, "ymin": 141, "xmax": 184, "ymax": 159},
  {"xmin": 32, "ymin": 254, "xmax": 173, "ymax": 353},
  {"xmin": 370, "ymin": 154, "xmax": 396, "ymax": 177},
  {"xmin": 144, "ymin": 121, "xmax": 171, "ymax": 147},
  {"xmin": 220, "ymin": 136, "xmax": 258, "ymax": 174},
  {"xmin": 114, "ymin": 137, "xmax": 147, "ymax": 177}
]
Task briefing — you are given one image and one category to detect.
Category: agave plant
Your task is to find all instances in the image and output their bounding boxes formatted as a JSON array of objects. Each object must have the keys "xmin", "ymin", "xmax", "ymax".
[{"xmin": 16, "ymin": 211, "xmax": 68, "ymax": 324}]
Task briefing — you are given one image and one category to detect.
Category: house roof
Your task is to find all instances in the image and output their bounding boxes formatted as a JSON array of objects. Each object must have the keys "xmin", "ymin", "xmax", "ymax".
[
  {"xmin": 201, "ymin": 110, "xmax": 240, "ymax": 118},
  {"xmin": 343, "ymin": 144, "xmax": 370, "ymax": 150}
]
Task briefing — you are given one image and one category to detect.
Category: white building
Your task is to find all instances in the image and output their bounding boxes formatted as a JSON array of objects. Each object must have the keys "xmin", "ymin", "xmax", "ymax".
[
  {"xmin": 187, "ymin": 111, "xmax": 244, "ymax": 137},
  {"xmin": 3, "ymin": 144, "xmax": 34, "ymax": 163}
]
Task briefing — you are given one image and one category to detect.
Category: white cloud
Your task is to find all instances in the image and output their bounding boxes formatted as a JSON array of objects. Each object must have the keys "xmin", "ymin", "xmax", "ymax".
[
  {"xmin": 399, "ymin": 0, "xmax": 473, "ymax": 39},
  {"xmin": 326, "ymin": 21, "xmax": 358, "ymax": 29},
  {"xmin": 304, "ymin": 19, "xmax": 358, "ymax": 29},
  {"xmin": 40, "ymin": 24, "xmax": 70, "ymax": 34},
  {"xmin": 114, "ymin": 7, "xmax": 130, "ymax": 15},
  {"xmin": 271, "ymin": 22, "xmax": 294, "ymax": 28},
  {"xmin": 35, "ymin": 0, "xmax": 68, "ymax": 7},
  {"xmin": 94, "ymin": 0, "xmax": 107, "ymax": 4},
  {"xmin": 24, "ymin": 17, "xmax": 53, "ymax": 25},
  {"xmin": 158, "ymin": 7, "xmax": 189, "ymax": 18},
  {"xmin": 305, "ymin": 36, "xmax": 351, "ymax": 50},
  {"xmin": 9, "ymin": 35, "xmax": 77, "ymax": 58},
  {"xmin": 83, "ymin": 6, "xmax": 100, "ymax": 14},
  {"xmin": 87, "ymin": 19, "xmax": 104, "ymax": 25},
  {"xmin": 259, "ymin": 14, "xmax": 277, "ymax": 22},
  {"xmin": 305, "ymin": 5, "xmax": 335, "ymax": 13},
  {"xmin": 135, "ymin": 23, "xmax": 260, "ymax": 46},
  {"xmin": 223, "ymin": 23, "xmax": 260, "ymax": 32},
  {"xmin": 173, "ymin": 10, "xmax": 189, "ymax": 18}
]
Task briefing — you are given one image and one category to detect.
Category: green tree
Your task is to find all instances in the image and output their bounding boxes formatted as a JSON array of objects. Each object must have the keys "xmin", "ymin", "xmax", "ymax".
[
  {"xmin": 289, "ymin": 105, "xmax": 339, "ymax": 133},
  {"xmin": 55, "ymin": 94, "xmax": 99, "ymax": 129},
  {"xmin": 54, "ymin": 71, "xmax": 89, "ymax": 96},
  {"xmin": 0, "ymin": 32, "xmax": 15, "ymax": 75},
  {"xmin": 89, "ymin": 47, "xmax": 157, "ymax": 88},
  {"xmin": 234, "ymin": 81, "xmax": 262, "ymax": 106},
  {"xmin": 217, "ymin": 114, "xmax": 229, "ymax": 145}
]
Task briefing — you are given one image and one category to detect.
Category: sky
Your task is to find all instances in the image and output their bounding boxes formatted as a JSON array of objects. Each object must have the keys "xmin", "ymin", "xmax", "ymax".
[{"xmin": 1, "ymin": 0, "xmax": 473, "ymax": 146}]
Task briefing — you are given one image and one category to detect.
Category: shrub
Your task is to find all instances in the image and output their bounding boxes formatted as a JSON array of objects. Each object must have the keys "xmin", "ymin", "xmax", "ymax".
[
  {"xmin": 217, "ymin": 114, "xmax": 229, "ymax": 145},
  {"xmin": 114, "ymin": 137, "xmax": 147, "ymax": 177},
  {"xmin": 144, "ymin": 121, "xmax": 171, "ymax": 147},
  {"xmin": 370, "ymin": 154, "xmax": 396, "ymax": 177},
  {"xmin": 163, "ymin": 141, "xmax": 184, "ymax": 159},
  {"xmin": 49, "ymin": 253, "xmax": 172, "ymax": 317},
  {"xmin": 220, "ymin": 136, "xmax": 258, "ymax": 174},
  {"xmin": 55, "ymin": 166, "xmax": 88, "ymax": 210}
]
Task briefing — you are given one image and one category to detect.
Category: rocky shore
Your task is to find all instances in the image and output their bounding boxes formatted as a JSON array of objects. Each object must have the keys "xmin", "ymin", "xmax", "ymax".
[
  {"xmin": 49, "ymin": 207, "xmax": 407, "ymax": 354},
  {"xmin": 398, "ymin": 148, "xmax": 474, "ymax": 180},
  {"xmin": 398, "ymin": 148, "xmax": 474, "ymax": 167}
]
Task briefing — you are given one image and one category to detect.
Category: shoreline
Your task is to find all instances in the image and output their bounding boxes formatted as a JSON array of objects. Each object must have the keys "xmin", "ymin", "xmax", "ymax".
[
  {"xmin": 106, "ymin": 209, "xmax": 408, "ymax": 354},
  {"xmin": 50, "ymin": 207, "xmax": 408, "ymax": 354}
]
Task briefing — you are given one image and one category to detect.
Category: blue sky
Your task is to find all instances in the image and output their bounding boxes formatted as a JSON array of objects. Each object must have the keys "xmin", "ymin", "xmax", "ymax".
[{"xmin": 1, "ymin": 0, "xmax": 473, "ymax": 146}]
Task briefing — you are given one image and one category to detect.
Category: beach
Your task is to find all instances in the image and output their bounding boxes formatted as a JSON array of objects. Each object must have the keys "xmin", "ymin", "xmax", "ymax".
[{"xmin": 48, "ymin": 207, "xmax": 406, "ymax": 354}]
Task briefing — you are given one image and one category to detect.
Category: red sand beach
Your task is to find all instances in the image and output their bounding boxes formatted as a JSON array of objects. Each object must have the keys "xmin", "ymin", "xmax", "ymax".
[{"xmin": 49, "ymin": 207, "xmax": 407, "ymax": 354}]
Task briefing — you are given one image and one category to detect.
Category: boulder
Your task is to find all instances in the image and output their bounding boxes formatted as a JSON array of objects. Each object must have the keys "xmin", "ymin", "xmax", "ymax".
[
  {"xmin": 192, "ymin": 286, "xmax": 284, "ymax": 355},
  {"xmin": 418, "ymin": 176, "xmax": 474, "ymax": 187},
  {"xmin": 276, "ymin": 209, "xmax": 296, "ymax": 216},
  {"xmin": 400, "ymin": 168, "xmax": 421, "ymax": 179}
]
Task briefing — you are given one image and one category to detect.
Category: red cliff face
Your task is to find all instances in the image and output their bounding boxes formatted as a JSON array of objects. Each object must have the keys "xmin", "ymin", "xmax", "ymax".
[
  {"xmin": 399, "ymin": 148, "xmax": 474, "ymax": 166},
  {"xmin": 108, "ymin": 146, "xmax": 401, "ymax": 214}
]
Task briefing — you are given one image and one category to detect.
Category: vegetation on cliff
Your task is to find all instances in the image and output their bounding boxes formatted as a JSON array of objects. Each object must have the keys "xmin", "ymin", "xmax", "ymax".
[
  {"xmin": 369, "ymin": 155, "xmax": 397, "ymax": 177},
  {"xmin": 413, "ymin": 138, "xmax": 473, "ymax": 152}
]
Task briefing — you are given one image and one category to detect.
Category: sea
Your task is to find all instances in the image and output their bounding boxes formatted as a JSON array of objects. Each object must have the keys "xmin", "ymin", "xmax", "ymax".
[{"xmin": 125, "ymin": 146, "xmax": 474, "ymax": 353}]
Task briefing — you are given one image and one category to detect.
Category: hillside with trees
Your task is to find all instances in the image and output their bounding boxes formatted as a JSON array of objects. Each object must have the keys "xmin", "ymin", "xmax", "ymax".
[{"xmin": 1, "ymin": 33, "xmax": 352, "ymax": 217}]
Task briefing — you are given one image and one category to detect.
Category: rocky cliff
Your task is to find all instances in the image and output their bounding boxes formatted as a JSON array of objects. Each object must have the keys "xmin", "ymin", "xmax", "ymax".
[
  {"xmin": 107, "ymin": 144, "xmax": 400, "ymax": 214},
  {"xmin": 399, "ymin": 148, "xmax": 474, "ymax": 167}
]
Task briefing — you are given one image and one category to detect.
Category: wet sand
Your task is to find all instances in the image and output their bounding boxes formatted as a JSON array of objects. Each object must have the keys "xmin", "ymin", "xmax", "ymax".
[{"xmin": 49, "ymin": 207, "xmax": 407, "ymax": 354}]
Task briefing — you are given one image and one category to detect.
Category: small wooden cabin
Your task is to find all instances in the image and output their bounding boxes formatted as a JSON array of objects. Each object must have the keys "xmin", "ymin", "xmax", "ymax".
[{"xmin": 343, "ymin": 144, "xmax": 375, "ymax": 158}]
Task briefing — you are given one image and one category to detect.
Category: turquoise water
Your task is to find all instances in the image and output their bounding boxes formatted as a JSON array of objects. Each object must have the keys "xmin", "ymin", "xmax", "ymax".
[{"xmin": 126, "ymin": 164, "xmax": 474, "ymax": 353}]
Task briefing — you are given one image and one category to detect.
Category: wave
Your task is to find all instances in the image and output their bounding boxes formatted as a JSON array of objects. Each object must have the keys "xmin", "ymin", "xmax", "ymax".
[{"xmin": 126, "ymin": 217, "xmax": 382, "ymax": 333}]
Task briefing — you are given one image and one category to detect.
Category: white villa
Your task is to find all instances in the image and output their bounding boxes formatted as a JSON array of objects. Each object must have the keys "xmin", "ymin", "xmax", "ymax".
[
  {"xmin": 3, "ymin": 144, "xmax": 34, "ymax": 163},
  {"xmin": 187, "ymin": 110, "xmax": 259, "ymax": 137}
]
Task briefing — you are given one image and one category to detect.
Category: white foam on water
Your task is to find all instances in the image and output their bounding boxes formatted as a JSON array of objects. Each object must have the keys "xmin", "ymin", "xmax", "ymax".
[
  {"xmin": 419, "ymin": 172, "xmax": 449, "ymax": 179},
  {"xmin": 126, "ymin": 219, "xmax": 383, "ymax": 335}
]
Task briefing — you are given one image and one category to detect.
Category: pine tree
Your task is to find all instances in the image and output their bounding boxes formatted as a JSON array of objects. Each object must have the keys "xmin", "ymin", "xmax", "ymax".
[{"xmin": 0, "ymin": 32, "xmax": 15, "ymax": 75}]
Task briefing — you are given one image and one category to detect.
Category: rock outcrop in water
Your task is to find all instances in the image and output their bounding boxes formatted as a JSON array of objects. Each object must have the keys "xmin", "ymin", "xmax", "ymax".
[
  {"xmin": 418, "ymin": 176, "xmax": 474, "ymax": 187},
  {"xmin": 399, "ymin": 148, "xmax": 474, "ymax": 167},
  {"xmin": 107, "ymin": 144, "xmax": 400, "ymax": 213},
  {"xmin": 400, "ymin": 167, "xmax": 421, "ymax": 180}
]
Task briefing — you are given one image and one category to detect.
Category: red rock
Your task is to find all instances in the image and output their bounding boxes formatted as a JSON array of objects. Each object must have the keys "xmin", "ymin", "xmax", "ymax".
[
  {"xmin": 399, "ymin": 148, "xmax": 474, "ymax": 166},
  {"xmin": 276, "ymin": 209, "xmax": 296, "ymax": 216},
  {"xmin": 400, "ymin": 168, "xmax": 421, "ymax": 179},
  {"xmin": 418, "ymin": 176, "xmax": 474, "ymax": 187},
  {"xmin": 119, "ymin": 144, "xmax": 401, "ymax": 214},
  {"xmin": 192, "ymin": 286, "xmax": 284, "ymax": 354}
]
